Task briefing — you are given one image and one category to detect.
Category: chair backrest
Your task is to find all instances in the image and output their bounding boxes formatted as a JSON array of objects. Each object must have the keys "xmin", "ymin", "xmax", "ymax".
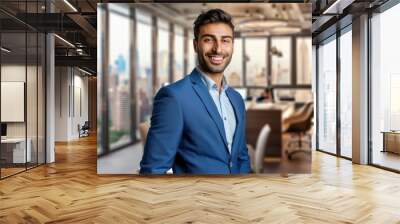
[
  {"xmin": 282, "ymin": 102, "xmax": 313, "ymax": 132},
  {"xmin": 254, "ymin": 124, "xmax": 271, "ymax": 173},
  {"xmin": 287, "ymin": 102, "xmax": 314, "ymax": 132},
  {"xmin": 139, "ymin": 122, "xmax": 150, "ymax": 146},
  {"xmin": 82, "ymin": 121, "xmax": 90, "ymax": 129},
  {"xmin": 290, "ymin": 101, "xmax": 313, "ymax": 121},
  {"xmin": 297, "ymin": 101, "xmax": 312, "ymax": 116}
]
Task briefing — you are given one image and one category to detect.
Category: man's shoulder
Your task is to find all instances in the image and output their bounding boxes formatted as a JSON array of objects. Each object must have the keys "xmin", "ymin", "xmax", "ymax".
[
  {"xmin": 164, "ymin": 76, "xmax": 191, "ymax": 93},
  {"xmin": 156, "ymin": 76, "xmax": 192, "ymax": 99}
]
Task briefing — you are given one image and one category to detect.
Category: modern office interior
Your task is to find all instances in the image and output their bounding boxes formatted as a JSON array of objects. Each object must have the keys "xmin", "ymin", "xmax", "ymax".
[
  {"xmin": 314, "ymin": 0, "xmax": 400, "ymax": 172},
  {"xmin": 0, "ymin": 0, "xmax": 96, "ymax": 179},
  {"xmin": 0, "ymin": 0, "xmax": 400, "ymax": 223},
  {"xmin": 97, "ymin": 3, "xmax": 313, "ymax": 174}
]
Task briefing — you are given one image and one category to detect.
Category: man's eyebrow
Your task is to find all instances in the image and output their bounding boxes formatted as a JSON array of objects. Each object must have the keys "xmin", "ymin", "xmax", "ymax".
[
  {"xmin": 221, "ymin": 35, "xmax": 233, "ymax": 40},
  {"xmin": 199, "ymin": 34, "xmax": 233, "ymax": 39}
]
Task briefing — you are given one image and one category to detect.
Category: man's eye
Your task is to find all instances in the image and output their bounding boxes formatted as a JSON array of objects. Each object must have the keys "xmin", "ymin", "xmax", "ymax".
[
  {"xmin": 204, "ymin": 38, "xmax": 212, "ymax": 42},
  {"xmin": 223, "ymin": 39, "xmax": 230, "ymax": 43}
]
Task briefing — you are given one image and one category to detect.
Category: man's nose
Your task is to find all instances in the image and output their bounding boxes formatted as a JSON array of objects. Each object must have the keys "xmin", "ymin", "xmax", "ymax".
[{"xmin": 212, "ymin": 41, "xmax": 222, "ymax": 54}]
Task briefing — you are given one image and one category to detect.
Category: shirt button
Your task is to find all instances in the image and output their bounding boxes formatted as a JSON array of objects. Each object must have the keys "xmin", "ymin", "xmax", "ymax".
[
  {"xmin": 230, "ymin": 162, "xmax": 233, "ymax": 168},
  {"xmin": 224, "ymin": 117, "xmax": 227, "ymax": 120}
]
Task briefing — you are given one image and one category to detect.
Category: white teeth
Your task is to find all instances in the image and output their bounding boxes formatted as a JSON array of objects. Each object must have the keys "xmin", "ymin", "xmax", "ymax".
[{"xmin": 209, "ymin": 56, "xmax": 223, "ymax": 64}]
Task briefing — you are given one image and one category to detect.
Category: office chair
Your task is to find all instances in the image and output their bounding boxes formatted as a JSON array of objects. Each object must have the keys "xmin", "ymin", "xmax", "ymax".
[
  {"xmin": 78, "ymin": 121, "xmax": 90, "ymax": 138},
  {"xmin": 283, "ymin": 102, "xmax": 314, "ymax": 160},
  {"xmin": 247, "ymin": 124, "xmax": 271, "ymax": 173},
  {"xmin": 282, "ymin": 101, "xmax": 313, "ymax": 132}
]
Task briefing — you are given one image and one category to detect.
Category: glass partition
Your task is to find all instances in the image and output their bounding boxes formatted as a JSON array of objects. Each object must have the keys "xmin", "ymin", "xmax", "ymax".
[
  {"xmin": 1, "ymin": 30, "xmax": 28, "ymax": 177},
  {"xmin": 38, "ymin": 32, "xmax": 45, "ymax": 165},
  {"xmin": 27, "ymin": 31, "xmax": 38, "ymax": 169},
  {"xmin": 317, "ymin": 36, "xmax": 337, "ymax": 154},
  {"xmin": 0, "ymin": 1, "xmax": 47, "ymax": 178}
]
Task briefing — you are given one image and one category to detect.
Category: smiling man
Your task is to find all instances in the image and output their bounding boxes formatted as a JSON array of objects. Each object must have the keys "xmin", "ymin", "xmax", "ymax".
[{"xmin": 140, "ymin": 9, "xmax": 251, "ymax": 174}]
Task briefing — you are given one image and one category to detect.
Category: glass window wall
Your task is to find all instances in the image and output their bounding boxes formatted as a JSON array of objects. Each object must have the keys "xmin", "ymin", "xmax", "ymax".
[
  {"xmin": 225, "ymin": 38, "xmax": 243, "ymax": 86},
  {"xmin": 339, "ymin": 28, "xmax": 352, "ymax": 158},
  {"xmin": 297, "ymin": 37, "xmax": 312, "ymax": 85},
  {"xmin": 157, "ymin": 18, "xmax": 170, "ymax": 89},
  {"xmin": 245, "ymin": 38, "xmax": 267, "ymax": 87},
  {"xmin": 108, "ymin": 6, "xmax": 132, "ymax": 150},
  {"xmin": 271, "ymin": 37, "xmax": 291, "ymax": 85},
  {"xmin": 136, "ymin": 10, "xmax": 153, "ymax": 130},
  {"xmin": 371, "ymin": 4, "xmax": 400, "ymax": 171},
  {"xmin": 173, "ymin": 25, "xmax": 184, "ymax": 82},
  {"xmin": 317, "ymin": 36, "xmax": 337, "ymax": 154}
]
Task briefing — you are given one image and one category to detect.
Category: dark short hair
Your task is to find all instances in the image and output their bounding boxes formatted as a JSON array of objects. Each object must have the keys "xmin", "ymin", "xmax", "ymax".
[{"xmin": 193, "ymin": 9, "xmax": 234, "ymax": 40}]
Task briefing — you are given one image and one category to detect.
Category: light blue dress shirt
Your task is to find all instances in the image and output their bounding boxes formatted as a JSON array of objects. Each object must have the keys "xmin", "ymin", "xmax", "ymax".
[{"xmin": 196, "ymin": 67, "xmax": 237, "ymax": 154}]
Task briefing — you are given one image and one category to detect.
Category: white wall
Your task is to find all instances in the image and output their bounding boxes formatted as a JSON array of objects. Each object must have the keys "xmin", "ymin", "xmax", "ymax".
[
  {"xmin": 55, "ymin": 67, "xmax": 89, "ymax": 141},
  {"xmin": 1, "ymin": 65, "xmax": 37, "ymax": 138},
  {"xmin": 1, "ymin": 63, "xmax": 46, "ymax": 164},
  {"xmin": 1, "ymin": 65, "xmax": 26, "ymax": 138}
]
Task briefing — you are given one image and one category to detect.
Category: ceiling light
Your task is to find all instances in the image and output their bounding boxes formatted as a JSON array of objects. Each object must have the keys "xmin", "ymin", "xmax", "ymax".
[
  {"xmin": 78, "ymin": 67, "xmax": 93, "ymax": 76},
  {"xmin": 54, "ymin": 34, "xmax": 75, "ymax": 48},
  {"xmin": 63, "ymin": 0, "xmax": 78, "ymax": 12},
  {"xmin": 1, "ymin": 47, "xmax": 11, "ymax": 53},
  {"xmin": 237, "ymin": 19, "xmax": 288, "ymax": 31},
  {"xmin": 240, "ymin": 30, "xmax": 271, "ymax": 37},
  {"xmin": 271, "ymin": 26, "xmax": 302, "ymax": 35}
]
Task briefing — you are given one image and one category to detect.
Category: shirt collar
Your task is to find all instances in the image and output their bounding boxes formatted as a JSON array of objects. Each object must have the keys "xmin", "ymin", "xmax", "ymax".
[{"xmin": 196, "ymin": 66, "xmax": 229, "ymax": 92}]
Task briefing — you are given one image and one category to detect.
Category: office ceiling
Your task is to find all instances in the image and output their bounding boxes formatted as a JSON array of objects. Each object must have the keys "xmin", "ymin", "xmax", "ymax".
[
  {"xmin": 0, "ymin": 0, "xmax": 312, "ymax": 75},
  {"xmin": 0, "ymin": 0, "xmax": 97, "ymax": 74},
  {"xmin": 162, "ymin": 3, "xmax": 312, "ymax": 26},
  {"xmin": 139, "ymin": 3, "xmax": 312, "ymax": 36}
]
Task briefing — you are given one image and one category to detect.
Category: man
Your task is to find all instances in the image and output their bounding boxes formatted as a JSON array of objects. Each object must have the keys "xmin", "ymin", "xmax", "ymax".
[{"xmin": 140, "ymin": 9, "xmax": 250, "ymax": 174}]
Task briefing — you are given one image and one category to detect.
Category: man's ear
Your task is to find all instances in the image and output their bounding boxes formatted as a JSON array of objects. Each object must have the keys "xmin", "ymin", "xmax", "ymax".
[{"xmin": 193, "ymin": 39, "xmax": 198, "ymax": 53}]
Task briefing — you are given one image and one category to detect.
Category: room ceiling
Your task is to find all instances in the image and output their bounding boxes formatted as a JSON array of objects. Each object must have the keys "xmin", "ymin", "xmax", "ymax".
[{"xmin": 0, "ymin": 0, "xmax": 314, "ymax": 75}]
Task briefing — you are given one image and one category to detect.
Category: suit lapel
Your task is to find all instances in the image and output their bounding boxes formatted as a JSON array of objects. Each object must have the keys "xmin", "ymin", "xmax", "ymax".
[
  {"xmin": 189, "ymin": 70, "xmax": 229, "ymax": 150},
  {"xmin": 226, "ymin": 87, "xmax": 242, "ymax": 157}
]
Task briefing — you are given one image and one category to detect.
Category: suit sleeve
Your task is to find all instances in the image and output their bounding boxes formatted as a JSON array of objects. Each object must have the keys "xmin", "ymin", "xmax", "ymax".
[
  {"xmin": 238, "ymin": 103, "xmax": 251, "ymax": 174},
  {"xmin": 139, "ymin": 87, "xmax": 183, "ymax": 174}
]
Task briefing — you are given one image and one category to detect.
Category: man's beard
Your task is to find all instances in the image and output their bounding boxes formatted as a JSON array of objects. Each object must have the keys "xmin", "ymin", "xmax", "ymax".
[{"xmin": 197, "ymin": 50, "xmax": 232, "ymax": 74}]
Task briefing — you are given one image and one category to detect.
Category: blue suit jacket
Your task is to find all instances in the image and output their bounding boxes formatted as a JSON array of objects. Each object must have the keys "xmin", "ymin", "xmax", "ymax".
[{"xmin": 139, "ymin": 69, "xmax": 251, "ymax": 174}]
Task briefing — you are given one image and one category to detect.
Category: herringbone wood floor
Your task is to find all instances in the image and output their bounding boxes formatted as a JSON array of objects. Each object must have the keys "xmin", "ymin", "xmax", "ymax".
[{"xmin": 1, "ymin": 135, "xmax": 400, "ymax": 224}]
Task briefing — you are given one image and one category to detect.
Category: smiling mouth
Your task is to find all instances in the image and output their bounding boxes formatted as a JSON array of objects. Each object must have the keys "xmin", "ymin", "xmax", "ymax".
[{"xmin": 208, "ymin": 55, "xmax": 224, "ymax": 65}]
